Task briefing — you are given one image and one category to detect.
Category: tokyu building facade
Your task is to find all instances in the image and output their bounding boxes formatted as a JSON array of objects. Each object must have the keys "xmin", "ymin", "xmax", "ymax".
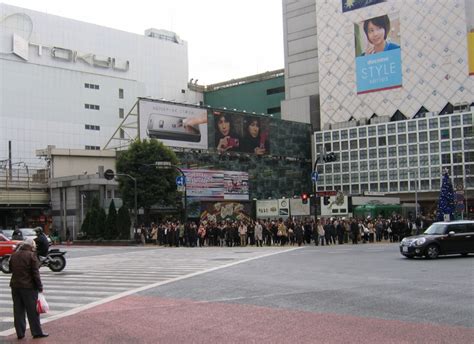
[{"xmin": 0, "ymin": 3, "xmax": 200, "ymax": 167}]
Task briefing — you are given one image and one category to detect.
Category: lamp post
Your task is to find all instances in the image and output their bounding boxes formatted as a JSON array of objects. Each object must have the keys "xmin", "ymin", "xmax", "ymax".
[{"xmin": 155, "ymin": 161, "xmax": 187, "ymax": 222}]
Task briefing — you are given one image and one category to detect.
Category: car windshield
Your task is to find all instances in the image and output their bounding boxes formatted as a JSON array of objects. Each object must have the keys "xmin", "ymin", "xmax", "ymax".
[
  {"xmin": 21, "ymin": 228, "xmax": 37, "ymax": 236},
  {"xmin": 1, "ymin": 229, "xmax": 13, "ymax": 239},
  {"xmin": 424, "ymin": 223, "xmax": 447, "ymax": 235}
]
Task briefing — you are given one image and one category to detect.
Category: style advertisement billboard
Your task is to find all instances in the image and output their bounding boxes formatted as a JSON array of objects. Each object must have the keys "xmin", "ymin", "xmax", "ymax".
[
  {"xmin": 320, "ymin": 192, "xmax": 349, "ymax": 217},
  {"xmin": 138, "ymin": 100, "xmax": 208, "ymax": 149},
  {"xmin": 342, "ymin": 0, "xmax": 386, "ymax": 13},
  {"xmin": 213, "ymin": 110, "xmax": 270, "ymax": 155},
  {"xmin": 182, "ymin": 169, "xmax": 249, "ymax": 201},
  {"xmin": 354, "ymin": 13, "xmax": 402, "ymax": 94}
]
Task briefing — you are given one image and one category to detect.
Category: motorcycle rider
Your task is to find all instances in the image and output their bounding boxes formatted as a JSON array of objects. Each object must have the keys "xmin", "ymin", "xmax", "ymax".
[{"xmin": 34, "ymin": 227, "xmax": 49, "ymax": 261}]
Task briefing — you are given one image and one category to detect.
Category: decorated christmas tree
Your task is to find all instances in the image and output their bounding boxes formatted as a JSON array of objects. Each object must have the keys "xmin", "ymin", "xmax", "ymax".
[{"xmin": 436, "ymin": 169, "xmax": 455, "ymax": 221}]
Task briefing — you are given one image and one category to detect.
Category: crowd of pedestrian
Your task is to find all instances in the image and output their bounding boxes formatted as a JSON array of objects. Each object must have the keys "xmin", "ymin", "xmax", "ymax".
[{"xmin": 133, "ymin": 215, "xmax": 433, "ymax": 248}]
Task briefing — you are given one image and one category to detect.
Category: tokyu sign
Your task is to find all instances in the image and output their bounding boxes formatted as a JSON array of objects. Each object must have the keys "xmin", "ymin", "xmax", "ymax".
[{"xmin": 12, "ymin": 33, "xmax": 129, "ymax": 72}]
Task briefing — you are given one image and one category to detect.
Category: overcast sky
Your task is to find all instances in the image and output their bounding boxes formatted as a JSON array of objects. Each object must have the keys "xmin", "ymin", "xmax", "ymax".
[{"xmin": 3, "ymin": 0, "xmax": 284, "ymax": 85}]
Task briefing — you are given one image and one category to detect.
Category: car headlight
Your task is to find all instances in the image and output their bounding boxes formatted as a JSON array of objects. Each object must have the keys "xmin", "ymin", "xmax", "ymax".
[
  {"xmin": 12, "ymin": 244, "xmax": 17, "ymax": 250},
  {"xmin": 401, "ymin": 238, "xmax": 407, "ymax": 244},
  {"xmin": 415, "ymin": 237, "xmax": 426, "ymax": 245}
]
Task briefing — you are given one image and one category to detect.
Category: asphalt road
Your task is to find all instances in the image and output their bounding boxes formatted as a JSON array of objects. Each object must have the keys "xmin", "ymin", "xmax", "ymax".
[{"xmin": 2, "ymin": 243, "xmax": 473, "ymax": 343}]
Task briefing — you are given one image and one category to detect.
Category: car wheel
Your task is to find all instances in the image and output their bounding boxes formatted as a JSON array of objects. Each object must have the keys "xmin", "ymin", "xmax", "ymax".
[{"xmin": 425, "ymin": 244, "xmax": 440, "ymax": 259}]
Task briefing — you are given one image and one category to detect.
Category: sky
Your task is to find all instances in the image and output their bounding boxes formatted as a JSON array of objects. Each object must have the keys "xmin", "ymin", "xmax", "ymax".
[{"xmin": 3, "ymin": 0, "xmax": 284, "ymax": 85}]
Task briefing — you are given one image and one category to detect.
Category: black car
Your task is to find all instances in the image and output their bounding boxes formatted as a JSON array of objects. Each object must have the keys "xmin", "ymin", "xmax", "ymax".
[{"xmin": 400, "ymin": 220, "xmax": 474, "ymax": 259}]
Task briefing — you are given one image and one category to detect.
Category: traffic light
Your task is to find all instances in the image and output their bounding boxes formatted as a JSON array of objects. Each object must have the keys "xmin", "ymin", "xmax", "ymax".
[
  {"xmin": 323, "ymin": 196, "xmax": 330, "ymax": 205},
  {"xmin": 301, "ymin": 193, "xmax": 309, "ymax": 204}
]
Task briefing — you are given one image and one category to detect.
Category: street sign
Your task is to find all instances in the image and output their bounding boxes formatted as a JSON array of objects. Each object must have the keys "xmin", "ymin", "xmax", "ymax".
[
  {"xmin": 104, "ymin": 169, "xmax": 115, "ymax": 180},
  {"xmin": 176, "ymin": 175, "xmax": 186, "ymax": 187},
  {"xmin": 311, "ymin": 171, "xmax": 319, "ymax": 182}
]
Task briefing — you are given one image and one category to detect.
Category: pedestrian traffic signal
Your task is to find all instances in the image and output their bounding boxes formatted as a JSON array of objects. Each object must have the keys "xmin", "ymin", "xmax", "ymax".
[
  {"xmin": 323, "ymin": 196, "xmax": 330, "ymax": 205},
  {"xmin": 301, "ymin": 193, "xmax": 309, "ymax": 204}
]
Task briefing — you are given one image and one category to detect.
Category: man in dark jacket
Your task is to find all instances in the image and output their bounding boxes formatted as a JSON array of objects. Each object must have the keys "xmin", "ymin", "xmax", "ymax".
[
  {"xmin": 34, "ymin": 227, "xmax": 49, "ymax": 259},
  {"xmin": 9, "ymin": 238, "xmax": 48, "ymax": 339}
]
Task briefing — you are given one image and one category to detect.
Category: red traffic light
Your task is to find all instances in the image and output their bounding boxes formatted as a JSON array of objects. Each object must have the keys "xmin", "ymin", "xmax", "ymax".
[{"xmin": 301, "ymin": 193, "xmax": 309, "ymax": 204}]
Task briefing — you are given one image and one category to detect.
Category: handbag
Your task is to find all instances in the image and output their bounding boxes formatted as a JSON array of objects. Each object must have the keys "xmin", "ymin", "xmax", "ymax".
[{"xmin": 36, "ymin": 292, "xmax": 49, "ymax": 314}]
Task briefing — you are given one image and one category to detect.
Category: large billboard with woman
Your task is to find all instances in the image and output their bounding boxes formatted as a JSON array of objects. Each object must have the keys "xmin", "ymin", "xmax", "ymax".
[
  {"xmin": 214, "ymin": 110, "xmax": 270, "ymax": 155},
  {"xmin": 354, "ymin": 13, "xmax": 402, "ymax": 94}
]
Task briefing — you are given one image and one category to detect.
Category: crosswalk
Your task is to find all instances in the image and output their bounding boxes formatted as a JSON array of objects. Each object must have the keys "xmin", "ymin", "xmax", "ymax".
[{"xmin": 0, "ymin": 246, "xmax": 295, "ymax": 336}]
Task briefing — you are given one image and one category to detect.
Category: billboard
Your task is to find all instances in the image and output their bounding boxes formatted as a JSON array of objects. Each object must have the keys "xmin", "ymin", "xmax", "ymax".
[
  {"xmin": 256, "ymin": 200, "xmax": 279, "ymax": 218},
  {"xmin": 182, "ymin": 169, "xmax": 249, "ymax": 201},
  {"xmin": 354, "ymin": 13, "xmax": 402, "ymax": 94},
  {"xmin": 289, "ymin": 198, "xmax": 311, "ymax": 216},
  {"xmin": 200, "ymin": 201, "xmax": 251, "ymax": 223},
  {"xmin": 213, "ymin": 110, "xmax": 270, "ymax": 155},
  {"xmin": 320, "ymin": 192, "xmax": 349, "ymax": 217},
  {"xmin": 138, "ymin": 100, "xmax": 208, "ymax": 149},
  {"xmin": 342, "ymin": 0, "xmax": 386, "ymax": 13}
]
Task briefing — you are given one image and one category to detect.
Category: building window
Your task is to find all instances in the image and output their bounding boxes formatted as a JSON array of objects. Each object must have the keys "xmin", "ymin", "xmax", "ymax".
[
  {"xmin": 379, "ymin": 159, "xmax": 387, "ymax": 169},
  {"xmin": 119, "ymin": 88, "xmax": 124, "ymax": 99},
  {"xmin": 380, "ymin": 171, "xmax": 387, "ymax": 181},
  {"xmin": 387, "ymin": 124, "xmax": 396, "ymax": 134},
  {"xmin": 420, "ymin": 156, "xmax": 429, "ymax": 166},
  {"xmin": 380, "ymin": 182, "xmax": 388, "ymax": 192},
  {"xmin": 85, "ymin": 124, "xmax": 100, "ymax": 131},
  {"xmin": 378, "ymin": 137, "xmax": 386, "ymax": 146},
  {"xmin": 359, "ymin": 150, "xmax": 367, "ymax": 160},
  {"xmin": 408, "ymin": 121, "xmax": 417, "ymax": 132},
  {"xmin": 341, "ymin": 151, "xmax": 349, "ymax": 161},
  {"xmin": 359, "ymin": 139, "xmax": 367, "ymax": 148},
  {"xmin": 333, "ymin": 164, "xmax": 341, "ymax": 173},
  {"xmin": 84, "ymin": 83, "xmax": 99, "ymax": 89},
  {"xmin": 418, "ymin": 120, "xmax": 427, "ymax": 130},
  {"xmin": 419, "ymin": 143, "xmax": 428, "ymax": 154},
  {"xmin": 398, "ymin": 145, "xmax": 407, "ymax": 156},
  {"xmin": 409, "ymin": 145, "xmax": 417, "ymax": 155},
  {"xmin": 349, "ymin": 129, "xmax": 357, "ymax": 138},
  {"xmin": 316, "ymin": 133, "xmax": 323, "ymax": 143},
  {"xmin": 333, "ymin": 142, "xmax": 340, "ymax": 151},
  {"xmin": 350, "ymin": 162, "xmax": 359, "ymax": 171},
  {"xmin": 360, "ymin": 161, "xmax": 368, "ymax": 171},
  {"xmin": 453, "ymin": 152, "xmax": 463, "ymax": 164},
  {"xmin": 350, "ymin": 151, "xmax": 358, "ymax": 160},
  {"xmin": 360, "ymin": 172, "xmax": 368, "ymax": 182},
  {"xmin": 341, "ymin": 141, "xmax": 348, "ymax": 150},
  {"xmin": 368, "ymin": 126, "xmax": 377, "ymax": 136},
  {"xmin": 397, "ymin": 122, "xmax": 406, "ymax": 132},
  {"xmin": 332, "ymin": 131, "xmax": 339, "ymax": 140},
  {"xmin": 463, "ymin": 113, "xmax": 473, "ymax": 125},
  {"xmin": 119, "ymin": 129, "xmax": 125, "ymax": 139},
  {"xmin": 85, "ymin": 104, "xmax": 100, "ymax": 110},
  {"xmin": 440, "ymin": 129, "xmax": 450, "ymax": 140},
  {"xmin": 430, "ymin": 154, "xmax": 440, "ymax": 165},
  {"xmin": 358, "ymin": 127, "xmax": 367, "ymax": 137},
  {"xmin": 430, "ymin": 142, "xmax": 439, "ymax": 153},
  {"xmin": 429, "ymin": 130, "xmax": 439, "ymax": 141},
  {"xmin": 377, "ymin": 125, "xmax": 386, "ymax": 135},
  {"xmin": 341, "ymin": 130, "xmax": 348, "ymax": 140},
  {"xmin": 267, "ymin": 106, "xmax": 281, "ymax": 114},
  {"xmin": 441, "ymin": 154, "xmax": 451, "ymax": 164},
  {"xmin": 352, "ymin": 184, "xmax": 359, "ymax": 194},
  {"xmin": 429, "ymin": 118, "xmax": 438, "ymax": 129},
  {"xmin": 119, "ymin": 108, "xmax": 125, "ymax": 119},
  {"xmin": 399, "ymin": 157, "xmax": 407, "ymax": 167},
  {"xmin": 419, "ymin": 132, "xmax": 428, "ymax": 142},
  {"xmin": 390, "ymin": 182, "xmax": 398, "ymax": 191},
  {"xmin": 408, "ymin": 133, "xmax": 417, "ymax": 143},
  {"xmin": 451, "ymin": 115, "xmax": 461, "ymax": 126},
  {"xmin": 350, "ymin": 140, "xmax": 358, "ymax": 149},
  {"xmin": 441, "ymin": 141, "xmax": 451, "ymax": 152},
  {"xmin": 85, "ymin": 145, "xmax": 100, "ymax": 150},
  {"xmin": 266, "ymin": 86, "xmax": 285, "ymax": 95},
  {"xmin": 397, "ymin": 134, "xmax": 406, "ymax": 145},
  {"xmin": 369, "ymin": 148, "xmax": 377, "ymax": 159},
  {"xmin": 440, "ymin": 116, "xmax": 450, "ymax": 128}
]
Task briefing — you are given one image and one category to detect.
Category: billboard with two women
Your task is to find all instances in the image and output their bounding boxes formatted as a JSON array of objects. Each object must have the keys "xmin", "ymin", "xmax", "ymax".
[{"xmin": 213, "ymin": 110, "xmax": 270, "ymax": 155}]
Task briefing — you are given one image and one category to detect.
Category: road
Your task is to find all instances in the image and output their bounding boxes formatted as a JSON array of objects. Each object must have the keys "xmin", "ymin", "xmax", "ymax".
[{"xmin": 0, "ymin": 243, "xmax": 473, "ymax": 343}]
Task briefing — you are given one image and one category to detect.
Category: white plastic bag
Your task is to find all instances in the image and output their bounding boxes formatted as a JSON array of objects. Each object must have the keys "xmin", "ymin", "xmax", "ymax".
[{"xmin": 36, "ymin": 292, "xmax": 49, "ymax": 314}]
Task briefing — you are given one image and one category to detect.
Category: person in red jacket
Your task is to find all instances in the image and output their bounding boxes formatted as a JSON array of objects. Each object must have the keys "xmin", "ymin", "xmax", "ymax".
[{"xmin": 9, "ymin": 238, "xmax": 48, "ymax": 339}]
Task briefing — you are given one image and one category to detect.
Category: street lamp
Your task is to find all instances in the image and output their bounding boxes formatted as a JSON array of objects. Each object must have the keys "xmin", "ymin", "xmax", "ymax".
[
  {"xmin": 155, "ymin": 161, "xmax": 187, "ymax": 222},
  {"xmin": 311, "ymin": 150, "xmax": 337, "ymax": 218}
]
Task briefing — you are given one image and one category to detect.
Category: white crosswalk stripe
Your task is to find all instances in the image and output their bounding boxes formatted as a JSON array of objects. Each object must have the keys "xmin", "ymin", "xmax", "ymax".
[{"xmin": 0, "ymin": 246, "xmax": 294, "ymax": 335}]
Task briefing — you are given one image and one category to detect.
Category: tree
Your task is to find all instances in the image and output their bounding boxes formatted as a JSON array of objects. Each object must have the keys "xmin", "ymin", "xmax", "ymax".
[
  {"xmin": 437, "ymin": 170, "xmax": 455, "ymax": 221},
  {"xmin": 105, "ymin": 200, "xmax": 118, "ymax": 239},
  {"xmin": 117, "ymin": 206, "xmax": 132, "ymax": 239},
  {"xmin": 116, "ymin": 139, "xmax": 180, "ymax": 221}
]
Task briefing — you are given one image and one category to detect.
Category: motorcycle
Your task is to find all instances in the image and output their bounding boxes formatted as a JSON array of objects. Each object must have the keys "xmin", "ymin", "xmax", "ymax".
[{"xmin": 0, "ymin": 248, "xmax": 67, "ymax": 273}]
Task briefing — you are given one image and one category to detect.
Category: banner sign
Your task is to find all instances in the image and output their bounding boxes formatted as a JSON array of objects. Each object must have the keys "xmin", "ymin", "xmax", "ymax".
[
  {"xmin": 278, "ymin": 199, "xmax": 290, "ymax": 217},
  {"xmin": 256, "ymin": 200, "xmax": 279, "ymax": 218},
  {"xmin": 200, "ymin": 201, "xmax": 251, "ymax": 223},
  {"xmin": 182, "ymin": 169, "xmax": 249, "ymax": 201},
  {"xmin": 320, "ymin": 193, "xmax": 349, "ymax": 217},
  {"xmin": 468, "ymin": 32, "xmax": 474, "ymax": 76},
  {"xmin": 289, "ymin": 198, "xmax": 310, "ymax": 216}
]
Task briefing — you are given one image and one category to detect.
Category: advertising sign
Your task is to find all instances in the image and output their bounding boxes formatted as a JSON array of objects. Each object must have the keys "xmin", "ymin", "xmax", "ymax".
[
  {"xmin": 200, "ymin": 202, "xmax": 251, "ymax": 223},
  {"xmin": 320, "ymin": 192, "xmax": 349, "ymax": 217},
  {"xmin": 468, "ymin": 32, "xmax": 474, "ymax": 76},
  {"xmin": 213, "ymin": 111, "xmax": 270, "ymax": 155},
  {"xmin": 354, "ymin": 13, "xmax": 402, "ymax": 94},
  {"xmin": 139, "ymin": 100, "xmax": 208, "ymax": 149},
  {"xmin": 342, "ymin": 0, "xmax": 386, "ymax": 13},
  {"xmin": 182, "ymin": 169, "xmax": 249, "ymax": 201},
  {"xmin": 256, "ymin": 200, "xmax": 279, "ymax": 218},
  {"xmin": 289, "ymin": 198, "xmax": 310, "ymax": 216}
]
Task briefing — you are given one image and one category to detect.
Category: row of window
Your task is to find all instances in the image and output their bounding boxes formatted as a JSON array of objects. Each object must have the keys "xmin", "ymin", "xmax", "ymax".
[
  {"xmin": 85, "ymin": 124, "xmax": 100, "ymax": 131},
  {"xmin": 318, "ymin": 176, "xmax": 474, "ymax": 194},
  {"xmin": 85, "ymin": 104, "xmax": 100, "ymax": 110},
  {"xmin": 85, "ymin": 145, "xmax": 100, "ymax": 150},
  {"xmin": 316, "ymin": 113, "xmax": 473, "ymax": 142},
  {"xmin": 84, "ymin": 83, "xmax": 99, "ymax": 90},
  {"xmin": 84, "ymin": 83, "xmax": 124, "ymax": 99}
]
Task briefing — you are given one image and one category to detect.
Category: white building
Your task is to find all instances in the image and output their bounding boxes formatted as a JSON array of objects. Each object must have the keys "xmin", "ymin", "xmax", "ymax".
[{"xmin": 0, "ymin": 3, "xmax": 201, "ymax": 167}]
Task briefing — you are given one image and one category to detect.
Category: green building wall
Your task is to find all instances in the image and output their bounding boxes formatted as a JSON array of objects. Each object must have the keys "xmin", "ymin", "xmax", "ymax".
[{"xmin": 203, "ymin": 76, "xmax": 285, "ymax": 119}]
